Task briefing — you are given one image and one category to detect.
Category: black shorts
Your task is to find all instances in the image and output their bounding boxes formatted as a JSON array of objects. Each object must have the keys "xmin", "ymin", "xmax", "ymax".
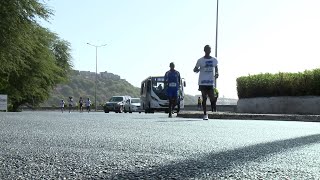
[{"xmin": 198, "ymin": 85, "xmax": 214, "ymax": 91}]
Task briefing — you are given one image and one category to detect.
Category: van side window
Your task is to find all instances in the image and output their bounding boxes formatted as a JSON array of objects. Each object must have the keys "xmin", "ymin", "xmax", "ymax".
[
  {"xmin": 146, "ymin": 80, "xmax": 151, "ymax": 93},
  {"xmin": 141, "ymin": 83, "xmax": 144, "ymax": 95}
]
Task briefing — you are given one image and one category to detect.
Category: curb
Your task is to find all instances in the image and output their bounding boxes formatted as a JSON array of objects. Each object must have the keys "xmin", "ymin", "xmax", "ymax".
[{"xmin": 177, "ymin": 111, "xmax": 320, "ymax": 122}]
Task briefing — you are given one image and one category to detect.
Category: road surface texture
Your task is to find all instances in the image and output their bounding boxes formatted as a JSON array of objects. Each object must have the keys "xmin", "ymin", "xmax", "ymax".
[{"xmin": 1, "ymin": 111, "xmax": 320, "ymax": 179}]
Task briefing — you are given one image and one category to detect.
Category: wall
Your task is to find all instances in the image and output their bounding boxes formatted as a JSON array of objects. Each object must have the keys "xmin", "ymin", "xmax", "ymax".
[{"xmin": 237, "ymin": 96, "xmax": 320, "ymax": 115}]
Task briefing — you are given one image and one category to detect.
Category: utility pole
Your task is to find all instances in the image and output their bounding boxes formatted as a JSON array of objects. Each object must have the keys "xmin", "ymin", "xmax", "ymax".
[
  {"xmin": 86, "ymin": 43, "xmax": 107, "ymax": 111},
  {"xmin": 215, "ymin": 0, "xmax": 219, "ymax": 88}
]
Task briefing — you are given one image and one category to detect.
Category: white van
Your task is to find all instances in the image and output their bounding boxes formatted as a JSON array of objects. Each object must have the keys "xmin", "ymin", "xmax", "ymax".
[
  {"xmin": 124, "ymin": 98, "xmax": 142, "ymax": 113},
  {"xmin": 104, "ymin": 95, "xmax": 131, "ymax": 113}
]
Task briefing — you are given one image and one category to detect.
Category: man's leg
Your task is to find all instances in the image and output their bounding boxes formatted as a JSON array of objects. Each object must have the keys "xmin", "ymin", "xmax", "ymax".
[
  {"xmin": 176, "ymin": 97, "xmax": 180, "ymax": 113},
  {"xmin": 168, "ymin": 97, "xmax": 172, "ymax": 118},
  {"xmin": 172, "ymin": 90, "xmax": 178, "ymax": 114},
  {"xmin": 172, "ymin": 97, "xmax": 177, "ymax": 114},
  {"xmin": 201, "ymin": 90, "xmax": 207, "ymax": 115},
  {"xmin": 201, "ymin": 90, "xmax": 209, "ymax": 120},
  {"xmin": 208, "ymin": 90, "xmax": 217, "ymax": 112}
]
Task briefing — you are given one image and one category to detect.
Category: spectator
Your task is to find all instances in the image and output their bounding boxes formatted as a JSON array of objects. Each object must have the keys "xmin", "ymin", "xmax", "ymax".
[{"xmin": 197, "ymin": 97, "xmax": 202, "ymax": 110}]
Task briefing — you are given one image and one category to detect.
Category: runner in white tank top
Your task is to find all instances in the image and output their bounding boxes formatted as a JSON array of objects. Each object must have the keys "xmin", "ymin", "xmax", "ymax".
[{"xmin": 194, "ymin": 45, "xmax": 219, "ymax": 120}]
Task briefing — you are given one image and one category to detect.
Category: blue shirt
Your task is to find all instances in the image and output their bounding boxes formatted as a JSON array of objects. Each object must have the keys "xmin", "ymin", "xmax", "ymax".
[{"xmin": 164, "ymin": 70, "xmax": 181, "ymax": 90}]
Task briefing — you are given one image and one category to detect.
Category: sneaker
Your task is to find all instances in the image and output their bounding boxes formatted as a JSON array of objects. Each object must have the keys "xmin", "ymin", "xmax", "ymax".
[
  {"xmin": 168, "ymin": 114, "xmax": 172, "ymax": 118},
  {"xmin": 203, "ymin": 114, "xmax": 208, "ymax": 120}
]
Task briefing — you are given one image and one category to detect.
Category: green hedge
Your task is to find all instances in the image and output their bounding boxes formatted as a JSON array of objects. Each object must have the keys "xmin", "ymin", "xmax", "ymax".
[{"xmin": 236, "ymin": 69, "xmax": 320, "ymax": 99}]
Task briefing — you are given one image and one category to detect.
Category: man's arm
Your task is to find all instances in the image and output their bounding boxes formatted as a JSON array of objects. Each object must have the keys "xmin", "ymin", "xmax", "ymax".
[
  {"xmin": 164, "ymin": 72, "xmax": 168, "ymax": 86},
  {"xmin": 178, "ymin": 71, "xmax": 181, "ymax": 84},
  {"xmin": 193, "ymin": 59, "xmax": 200, "ymax": 73},
  {"xmin": 215, "ymin": 66, "xmax": 219, "ymax": 78}
]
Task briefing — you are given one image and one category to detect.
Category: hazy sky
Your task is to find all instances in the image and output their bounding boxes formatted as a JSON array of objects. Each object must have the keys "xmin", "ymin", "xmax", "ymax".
[{"xmin": 43, "ymin": 0, "xmax": 320, "ymax": 98}]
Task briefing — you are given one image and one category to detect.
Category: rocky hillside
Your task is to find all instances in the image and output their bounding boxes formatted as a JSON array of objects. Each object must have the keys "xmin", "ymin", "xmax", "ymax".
[{"xmin": 42, "ymin": 70, "xmax": 140, "ymax": 107}]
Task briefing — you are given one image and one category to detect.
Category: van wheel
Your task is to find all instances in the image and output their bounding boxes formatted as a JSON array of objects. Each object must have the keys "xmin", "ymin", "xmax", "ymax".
[
  {"xmin": 119, "ymin": 106, "xmax": 123, "ymax": 113},
  {"xmin": 145, "ymin": 103, "xmax": 151, "ymax": 113}
]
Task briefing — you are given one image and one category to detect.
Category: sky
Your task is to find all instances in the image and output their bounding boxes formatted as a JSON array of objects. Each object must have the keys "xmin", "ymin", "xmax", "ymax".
[{"xmin": 42, "ymin": 0, "xmax": 320, "ymax": 98}]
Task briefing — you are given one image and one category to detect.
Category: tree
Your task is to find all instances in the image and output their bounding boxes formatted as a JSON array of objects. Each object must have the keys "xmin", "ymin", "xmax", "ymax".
[{"xmin": 0, "ymin": 0, "xmax": 72, "ymax": 111}]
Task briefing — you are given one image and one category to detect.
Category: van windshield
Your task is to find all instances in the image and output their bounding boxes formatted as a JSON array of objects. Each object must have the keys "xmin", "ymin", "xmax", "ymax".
[
  {"xmin": 151, "ymin": 77, "xmax": 167, "ymax": 100},
  {"xmin": 131, "ymin": 99, "xmax": 140, "ymax": 103},
  {"xmin": 109, "ymin": 97, "xmax": 123, "ymax": 102}
]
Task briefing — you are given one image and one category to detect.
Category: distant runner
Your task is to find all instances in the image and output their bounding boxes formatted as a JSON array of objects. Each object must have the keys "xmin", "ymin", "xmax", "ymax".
[
  {"xmin": 60, "ymin": 99, "xmax": 65, "ymax": 113},
  {"xmin": 86, "ymin": 98, "xmax": 91, "ymax": 113},
  {"xmin": 164, "ymin": 62, "xmax": 181, "ymax": 118},
  {"xmin": 79, "ymin": 97, "xmax": 84, "ymax": 113},
  {"xmin": 68, "ymin": 97, "xmax": 73, "ymax": 113},
  {"xmin": 193, "ymin": 45, "xmax": 219, "ymax": 120}
]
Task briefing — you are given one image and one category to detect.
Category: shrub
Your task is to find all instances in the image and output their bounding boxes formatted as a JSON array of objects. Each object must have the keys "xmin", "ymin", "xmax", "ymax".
[{"xmin": 236, "ymin": 69, "xmax": 320, "ymax": 99}]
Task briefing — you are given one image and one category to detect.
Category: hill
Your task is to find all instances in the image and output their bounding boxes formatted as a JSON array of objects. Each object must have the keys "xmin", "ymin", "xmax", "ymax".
[{"xmin": 42, "ymin": 70, "xmax": 140, "ymax": 107}]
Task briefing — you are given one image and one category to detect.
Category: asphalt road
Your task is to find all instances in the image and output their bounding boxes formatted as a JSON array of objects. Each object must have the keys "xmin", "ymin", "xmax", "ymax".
[{"xmin": 1, "ymin": 111, "xmax": 320, "ymax": 179}]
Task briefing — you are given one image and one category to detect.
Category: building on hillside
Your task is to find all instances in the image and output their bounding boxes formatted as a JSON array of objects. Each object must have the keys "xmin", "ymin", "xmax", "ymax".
[
  {"xmin": 100, "ymin": 71, "xmax": 120, "ymax": 80},
  {"xmin": 79, "ymin": 71, "xmax": 90, "ymax": 76},
  {"xmin": 73, "ymin": 70, "xmax": 121, "ymax": 80},
  {"xmin": 79, "ymin": 71, "xmax": 95, "ymax": 79}
]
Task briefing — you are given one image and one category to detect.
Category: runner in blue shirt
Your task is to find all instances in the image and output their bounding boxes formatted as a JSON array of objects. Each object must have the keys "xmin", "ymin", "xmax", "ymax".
[{"xmin": 164, "ymin": 62, "xmax": 181, "ymax": 118}]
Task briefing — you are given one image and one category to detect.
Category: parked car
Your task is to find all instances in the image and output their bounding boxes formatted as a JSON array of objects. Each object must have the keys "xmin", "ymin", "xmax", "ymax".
[
  {"xmin": 104, "ymin": 96, "xmax": 131, "ymax": 113},
  {"xmin": 124, "ymin": 98, "xmax": 142, "ymax": 113}
]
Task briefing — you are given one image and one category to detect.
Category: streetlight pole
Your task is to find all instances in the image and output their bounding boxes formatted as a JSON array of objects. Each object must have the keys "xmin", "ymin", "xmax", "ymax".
[
  {"xmin": 215, "ymin": 0, "xmax": 219, "ymax": 89},
  {"xmin": 215, "ymin": 0, "xmax": 219, "ymax": 58},
  {"xmin": 86, "ymin": 43, "xmax": 107, "ymax": 111}
]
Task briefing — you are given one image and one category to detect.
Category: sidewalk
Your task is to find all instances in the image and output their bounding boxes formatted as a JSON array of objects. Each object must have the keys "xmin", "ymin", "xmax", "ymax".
[{"xmin": 177, "ymin": 111, "xmax": 320, "ymax": 122}]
